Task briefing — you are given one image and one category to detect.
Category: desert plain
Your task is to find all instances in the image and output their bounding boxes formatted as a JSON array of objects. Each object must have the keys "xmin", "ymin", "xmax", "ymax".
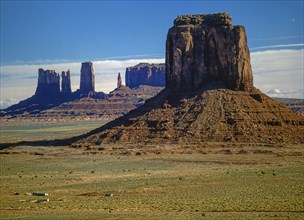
[{"xmin": 0, "ymin": 121, "xmax": 303, "ymax": 220}]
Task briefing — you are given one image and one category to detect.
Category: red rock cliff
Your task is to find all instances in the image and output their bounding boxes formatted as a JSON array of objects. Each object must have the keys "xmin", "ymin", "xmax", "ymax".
[{"xmin": 166, "ymin": 12, "xmax": 254, "ymax": 92}]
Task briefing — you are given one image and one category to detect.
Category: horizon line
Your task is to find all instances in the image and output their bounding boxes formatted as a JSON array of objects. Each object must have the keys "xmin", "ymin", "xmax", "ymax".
[{"xmin": 1, "ymin": 45, "xmax": 304, "ymax": 67}]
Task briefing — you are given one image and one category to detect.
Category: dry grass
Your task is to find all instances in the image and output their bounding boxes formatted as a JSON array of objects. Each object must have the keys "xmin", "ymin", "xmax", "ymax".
[{"xmin": 1, "ymin": 144, "xmax": 303, "ymax": 219}]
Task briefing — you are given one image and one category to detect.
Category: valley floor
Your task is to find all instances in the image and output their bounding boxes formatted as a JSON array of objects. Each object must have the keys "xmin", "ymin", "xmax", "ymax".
[{"xmin": 1, "ymin": 144, "xmax": 303, "ymax": 219}]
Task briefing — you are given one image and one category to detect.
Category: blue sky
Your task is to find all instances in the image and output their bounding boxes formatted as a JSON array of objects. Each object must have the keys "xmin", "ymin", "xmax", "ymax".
[
  {"xmin": 0, "ymin": 0, "xmax": 303, "ymax": 108},
  {"xmin": 1, "ymin": 0, "xmax": 303, "ymax": 65}
]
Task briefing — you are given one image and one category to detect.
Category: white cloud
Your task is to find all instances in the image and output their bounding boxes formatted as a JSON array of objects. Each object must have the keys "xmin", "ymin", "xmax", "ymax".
[
  {"xmin": 266, "ymin": 89, "xmax": 303, "ymax": 99},
  {"xmin": 289, "ymin": 18, "xmax": 296, "ymax": 23},
  {"xmin": 250, "ymin": 43, "xmax": 304, "ymax": 51},
  {"xmin": 0, "ymin": 49, "xmax": 303, "ymax": 109},
  {"xmin": 0, "ymin": 98, "xmax": 18, "ymax": 109},
  {"xmin": 250, "ymin": 49, "xmax": 304, "ymax": 99}
]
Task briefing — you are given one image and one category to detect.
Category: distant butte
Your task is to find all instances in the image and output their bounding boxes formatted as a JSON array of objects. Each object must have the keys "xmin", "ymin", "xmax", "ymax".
[
  {"xmin": 72, "ymin": 12, "xmax": 304, "ymax": 146},
  {"xmin": 0, "ymin": 62, "xmax": 165, "ymax": 120},
  {"xmin": 126, "ymin": 63, "xmax": 165, "ymax": 88}
]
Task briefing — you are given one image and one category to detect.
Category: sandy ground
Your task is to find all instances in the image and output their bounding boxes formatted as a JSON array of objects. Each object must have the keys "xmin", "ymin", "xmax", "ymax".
[{"xmin": 1, "ymin": 144, "xmax": 303, "ymax": 219}]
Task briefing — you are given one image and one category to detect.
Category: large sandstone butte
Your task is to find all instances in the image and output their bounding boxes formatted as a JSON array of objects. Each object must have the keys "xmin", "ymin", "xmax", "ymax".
[
  {"xmin": 72, "ymin": 12, "xmax": 304, "ymax": 147},
  {"xmin": 166, "ymin": 12, "xmax": 253, "ymax": 92},
  {"xmin": 126, "ymin": 63, "xmax": 165, "ymax": 88}
]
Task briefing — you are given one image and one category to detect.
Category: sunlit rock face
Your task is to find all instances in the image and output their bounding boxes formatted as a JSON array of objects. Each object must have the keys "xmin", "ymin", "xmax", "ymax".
[{"xmin": 166, "ymin": 12, "xmax": 254, "ymax": 93}]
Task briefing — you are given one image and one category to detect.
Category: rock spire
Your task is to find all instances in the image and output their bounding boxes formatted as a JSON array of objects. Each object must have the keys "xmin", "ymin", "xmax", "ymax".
[
  {"xmin": 117, "ymin": 72, "xmax": 122, "ymax": 88},
  {"xmin": 61, "ymin": 70, "xmax": 72, "ymax": 96},
  {"xmin": 80, "ymin": 62, "xmax": 95, "ymax": 94}
]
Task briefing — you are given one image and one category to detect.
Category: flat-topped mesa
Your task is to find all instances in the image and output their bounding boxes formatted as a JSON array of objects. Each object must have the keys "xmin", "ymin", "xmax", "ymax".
[
  {"xmin": 61, "ymin": 70, "xmax": 72, "ymax": 96},
  {"xmin": 35, "ymin": 68, "xmax": 60, "ymax": 99},
  {"xmin": 126, "ymin": 63, "xmax": 165, "ymax": 88},
  {"xmin": 166, "ymin": 12, "xmax": 253, "ymax": 92},
  {"xmin": 80, "ymin": 62, "xmax": 95, "ymax": 94}
]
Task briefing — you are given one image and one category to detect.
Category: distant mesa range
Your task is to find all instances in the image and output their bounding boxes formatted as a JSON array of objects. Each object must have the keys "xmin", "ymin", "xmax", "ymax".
[
  {"xmin": 0, "ymin": 62, "xmax": 165, "ymax": 121},
  {"xmin": 71, "ymin": 12, "xmax": 304, "ymax": 146}
]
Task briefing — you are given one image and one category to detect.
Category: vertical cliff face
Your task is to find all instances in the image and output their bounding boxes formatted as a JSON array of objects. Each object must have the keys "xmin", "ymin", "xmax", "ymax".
[
  {"xmin": 61, "ymin": 70, "xmax": 72, "ymax": 96},
  {"xmin": 166, "ymin": 12, "xmax": 253, "ymax": 92},
  {"xmin": 125, "ymin": 63, "xmax": 165, "ymax": 88},
  {"xmin": 35, "ymin": 68, "xmax": 60, "ymax": 99},
  {"xmin": 117, "ymin": 72, "xmax": 122, "ymax": 88},
  {"xmin": 80, "ymin": 62, "xmax": 95, "ymax": 94}
]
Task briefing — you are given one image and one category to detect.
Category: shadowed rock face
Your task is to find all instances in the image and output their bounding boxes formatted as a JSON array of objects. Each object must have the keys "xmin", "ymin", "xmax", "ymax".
[
  {"xmin": 117, "ymin": 72, "xmax": 122, "ymax": 88},
  {"xmin": 166, "ymin": 12, "xmax": 253, "ymax": 92},
  {"xmin": 35, "ymin": 69, "xmax": 60, "ymax": 99},
  {"xmin": 61, "ymin": 70, "xmax": 72, "ymax": 96},
  {"xmin": 126, "ymin": 63, "xmax": 165, "ymax": 88},
  {"xmin": 80, "ymin": 62, "xmax": 95, "ymax": 94}
]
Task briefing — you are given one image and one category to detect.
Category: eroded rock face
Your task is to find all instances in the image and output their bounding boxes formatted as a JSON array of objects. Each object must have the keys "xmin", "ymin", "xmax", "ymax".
[
  {"xmin": 35, "ymin": 69, "xmax": 60, "ymax": 99},
  {"xmin": 80, "ymin": 62, "xmax": 95, "ymax": 94},
  {"xmin": 73, "ymin": 89, "xmax": 304, "ymax": 146},
  {"xmin": 166, "ymin": 12, "xmax": 253, "ymax": 92},
  {"xmin": 61, "ymin": 70, "xmax": 72, "ymax": 96},
  {"xmin": 126, "ymin": 63, "xmax": 165, "ymax": 88},
  {"xmin": 70, "ymin": 12, "xmax": 304, "ymax": 147}
]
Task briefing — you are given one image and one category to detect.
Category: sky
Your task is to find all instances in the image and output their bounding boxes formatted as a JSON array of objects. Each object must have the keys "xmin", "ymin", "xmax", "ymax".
[{"xmin": 0, "ymin": 0, "xmax": 303, "ymax": 108}]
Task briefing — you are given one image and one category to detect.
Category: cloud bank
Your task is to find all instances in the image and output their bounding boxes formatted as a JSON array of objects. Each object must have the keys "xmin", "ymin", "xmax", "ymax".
[
  {"xmin": 0, "ymin": 49, "xmax": 303, "ymax": 109},
  {"xmin": 251, "ymin": 49, "xmax": 303, "ymax": 98}
]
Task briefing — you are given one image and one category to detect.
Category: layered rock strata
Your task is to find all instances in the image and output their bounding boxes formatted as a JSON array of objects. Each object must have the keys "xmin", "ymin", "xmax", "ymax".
[
  {"xmin": 126, "ymin": 63, "xmax": 165, "ymax": 88},
  {"xmin": 166, "ymin": 12, "xmax": 253, "ymax": 92},
  {"xmin": 80, "ymin": 62, "xmax": 95, "ymax": 94}
]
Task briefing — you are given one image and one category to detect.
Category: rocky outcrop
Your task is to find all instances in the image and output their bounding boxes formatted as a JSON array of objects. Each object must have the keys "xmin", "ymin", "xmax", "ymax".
[
  {"xmin": 72, "ymin": 12, "xmax": 304, "ymax": 147},
  {"xmin": 80, "ymin": 62, "xmax": 95, "ymax": 94},
  {"xmin": 73, "ymin": 89, "xmax": 304, "ymax": 146},
  {"xmin": 126, "ymin": 63, "xmax": 165, "ymax": 88},
  {"xmin": 166, "ymin": 12, "xmax": 253, "ymax": 92},
  {"xmin": 117, "ymin": 72, "xmax": 122, "ymax": 88},
  {"xmin": 61, "ymin": 70, "xmax": 72, "ymax": 96},
  {"xmin": 35, "ymin": 69, "xmax": 60, "ymax": 99}
]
